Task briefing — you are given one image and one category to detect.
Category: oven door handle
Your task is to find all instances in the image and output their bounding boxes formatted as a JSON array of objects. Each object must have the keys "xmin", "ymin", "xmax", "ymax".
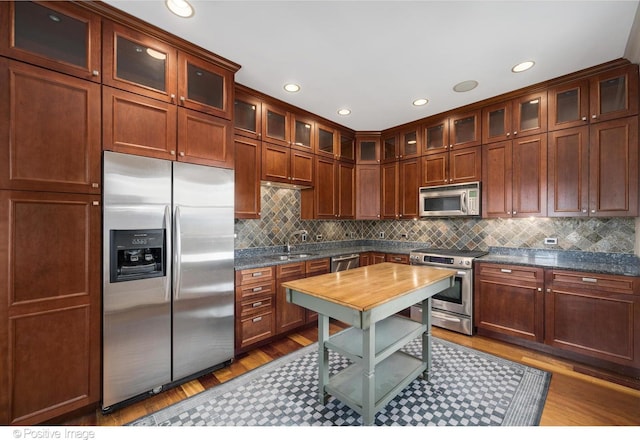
[{"xmin": 432, "ymin": 311, "xmax": 463, "ymax": 322}]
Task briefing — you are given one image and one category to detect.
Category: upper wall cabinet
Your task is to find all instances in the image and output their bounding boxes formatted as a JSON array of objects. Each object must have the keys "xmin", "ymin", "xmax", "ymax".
[
  {"xmin": 547, "ymin": 79, "xmax": 589, "ymax": 131},
  {"xmin": 356, "ymin": 135, "xmax": 381, "ymax": 164},
  {"xmin": 589, "ymin": 64, "xmax": 638, "ymax": 123},
  {"xmin": 316, "ymin": 123, "xmax": 338, "ymax": 158},
  {"xmin": 261, "ymin": 102, "xmax": 290, "ymax": 147},
  {"xmin": 234, "ymin": 90, "xmax": 262, "ymax": 139},
  {"xmin": 103, "ymin": 20, "xmax": 234, "ymax": 120},
  {"xmin": 291, "ymin": 114, "xmax": 315, "ymax": 153},
  {"xmin": 0, "ymin": 1, "xmax": 101, "ymax": 82},
  {"xmin": 400, "ymin": 127, "xmax": 421, "ymax": 159},
  {"xmin": 339, "ymin": 132, "xmax": 355, "ymax": 162},
  {"xmin": 482, "ymin": 91, "xmax": 547, "ymax": 144},
  {"xmin": 423, "ymin": 110, "xmax": 481, "ymax": 155},
  {"xmin": 381, "ymin": 132, "xmax": 399, "ymax": 163}
]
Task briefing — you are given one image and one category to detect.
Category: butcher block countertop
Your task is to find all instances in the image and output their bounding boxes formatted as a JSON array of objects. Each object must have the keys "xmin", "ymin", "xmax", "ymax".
[{"xmin": 282, "ymin": 262, "xmax": 456, "ymax": 312}]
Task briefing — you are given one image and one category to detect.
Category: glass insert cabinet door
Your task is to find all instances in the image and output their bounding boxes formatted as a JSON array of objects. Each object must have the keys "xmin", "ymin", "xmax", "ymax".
[
  {"xmin": 424, "ymin": 119, "xmax": 449, "ymax": 154},
  {"xmin": 1, "ymin": 1, "xmax": 101, "ymax": 81},
  {"xmin": 590, "ymin": 65, "xmax": 639, "ymax": 122},
  {"xmin": 548, "ymin": 79, "xmax": 589, "ymax": 131},
  {"xmin": 178, "ymin": 52, "xmax": 233, "ymax": 119},
  {"xmin": 291, "ymin": 116, "xmax": 314, "ymax": 150}
]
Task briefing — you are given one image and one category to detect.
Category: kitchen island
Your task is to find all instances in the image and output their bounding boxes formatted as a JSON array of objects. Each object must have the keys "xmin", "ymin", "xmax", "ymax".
[{"xmin": 283, "ymin": 262, "xmax": 456, "ymax": 426}]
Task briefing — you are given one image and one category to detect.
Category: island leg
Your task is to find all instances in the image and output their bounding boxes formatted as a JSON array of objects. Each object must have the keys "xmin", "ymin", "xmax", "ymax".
[
  {"xmin": 361, "ymin": 323, "xmax": 376, "ymax": 426},
  {"xmin": 318, "ymin": 314, "xmax": 330, "ymax": 404},
  {"xmin": 421, "ymin": 297, "xmax": 432, "ymax": 381}
]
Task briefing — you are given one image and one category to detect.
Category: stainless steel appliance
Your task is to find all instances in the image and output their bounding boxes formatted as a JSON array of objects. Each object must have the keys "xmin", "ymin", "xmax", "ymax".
[
  {"xmin": 102, "ymin": 151, "xmax": 234, "ymax": 411},
  {"xmin": 419, "ymin": 181, "xmax": 481, "ymax": 217},
  {"xmin": 409, "ymin": 248, "xmax": 486, "ymax": 335},
  {"xmin": 331, "ymin": 253, "xmax": 360, "ymax": 272}
]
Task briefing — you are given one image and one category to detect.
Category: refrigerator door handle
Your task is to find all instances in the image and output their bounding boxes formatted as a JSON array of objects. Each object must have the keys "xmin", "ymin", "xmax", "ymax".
[
  {"xmin": 173, "ymin": 205, "xmax": 182, "ymax": 299},
  {"xmin": 164, "ymin": 204, "xmax": 172, "ymax": 302}
]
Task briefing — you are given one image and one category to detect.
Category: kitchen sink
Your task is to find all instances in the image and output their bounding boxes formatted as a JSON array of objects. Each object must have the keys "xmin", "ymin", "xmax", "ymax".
[{"xmin": 268, "ymin": 253, "xmax": 317, "ymax": 261}]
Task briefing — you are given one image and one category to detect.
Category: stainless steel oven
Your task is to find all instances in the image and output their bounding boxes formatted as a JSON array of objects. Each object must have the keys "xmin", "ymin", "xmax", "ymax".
[{"xmin": 409, "ymin": 248, "xmax": 486, "ymax": 335}]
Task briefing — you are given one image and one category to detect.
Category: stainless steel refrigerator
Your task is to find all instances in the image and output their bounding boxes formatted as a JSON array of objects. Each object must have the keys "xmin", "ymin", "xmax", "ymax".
[{"xmin": 102, "ymin": 151, "xmax": 234, "ymax": 411}]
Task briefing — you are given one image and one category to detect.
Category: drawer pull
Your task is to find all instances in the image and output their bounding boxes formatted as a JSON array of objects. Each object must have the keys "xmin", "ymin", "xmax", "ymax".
[
  {"xmin": 252, "ymin": 301, "xmax": 263, "ymax": 308},
  {"xmin": 252, "ymin": 272, "xmax": 263, "ymax": 277},
  {"xmin": 252, "ymin": 316, "xmax": 262, "ymax": 323},
  {"xmin": 252, "ymin": 286, "xmax": 263, "ymax": 292},
  {"xmin": 582, "ymin": 277, "xmax": 598, "ymax": 283},
  {"xmin": 500, "ymin": 269, "xmax": 512, "ymax": 273}
]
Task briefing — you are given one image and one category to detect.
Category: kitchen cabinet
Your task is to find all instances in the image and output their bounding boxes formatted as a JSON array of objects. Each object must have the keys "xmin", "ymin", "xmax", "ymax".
[
  {"xmin": 261, "ymin": 142, "xmax": 314, "ymax": 186},
  {"xmin": 234, "ymin": 137, "xmax": 261, "ymax": 219},
  {"xmin": 385, "ymin": 253, "xmax": 410, "ymax": 264},
  {"xmin": 304, "ymin": 258, "xmax": 331, "ymax": 323},
  {"xmin": 0, "ymin": 190, "xmax": 101, "ymax": 425},
  {"xmin": 482, "ymin": 134, "xmax": 547, "ymax": 218},
  {"xmin": 398, "ymin": 158, "xmax": 420, "ymax": 219},
  {"xmin": 0, "ymin": 1, "xmax": 101, "ymax": 82},
  {"xmin": 356, "ymin": 134, "xmax": 381, "ymax": 164},
  {"xmin": 474, "ymin": 263, "xmax": 545, "ymax": 343},
  {"xmin": 545, "ymin": 270, "xmax": 640, "ymax": 371},
  {"xmin": 316, "ymin": 123, "xmax": 338, "ymax": 158},
  {"xmin": 235, "ymin": 266, "xmax": 276, "ymax": 352},
  {"xmin": 262, "ymin": 102, "xmax": 290, "ymax": 147},
  {"xmin": 481, "ymin": 91, "xmax": 547, "ymax": 144},
  {"xmin": 103, "ymin": 86, "xmax": 234, "ymax": 168},
  {"xmin": 423, "ymin": 110, "xmax": 481, "ymax": 156},
  {"xmin": 380, "ymin": 161, "xmax": 398, "ymax": 219},
  {"xmin": 356, "ymin": 164, "xmax": 381, "ymax": 219},
  {"xmin": 301, "ymin": 156, "xmax": 354, "ymax": 219},
  {"xmin": 276, "ymin": 262, "xmax": 307, "ymax": 334},
  {"xmin": 399, "ymin": 126, "xmax": 421, "ymax": 159},
  {"xmin": 103, "ymin": 20, "xmax": 234, "ymax": 120},
  {"xmin": 0, "ymin": 59, "xmax": 101, "ymax": 194},
  {"xmin": 291, "ymin": 114, "xmax": 315, "ymax": 152},
  {"xmin": 234, "ymin": 89, "xmax": 262, "ymax": 139},
  {"xmin": 337, "ymin": 161, "xmax": 355, "ymax": 219},
  {"xmin": 589, "ymin": 64, "xmax": 639, "ymax": 123},
  {"xmin": 339, "ymin": 132, "xmax": 356, "ymax": 162},
  {"xmin": 420, "ymin": 146, "xmax": 481, "ymax": 187},
  {"xmin": 547, "ymin": 79, "xmax": 590, "ymax": 132},
  {"xmin": 381, "ymin": 132, "xmax": 399, "ymax": 163}
]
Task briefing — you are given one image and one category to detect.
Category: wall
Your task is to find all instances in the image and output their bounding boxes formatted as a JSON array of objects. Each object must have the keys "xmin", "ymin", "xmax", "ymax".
[{"xmin": 234, "ymin": 185, "xmax": 636, "ymax": 254}]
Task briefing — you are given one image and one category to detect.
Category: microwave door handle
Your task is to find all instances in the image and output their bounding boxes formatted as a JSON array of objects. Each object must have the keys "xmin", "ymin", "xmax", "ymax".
[{"xmin": 461, "ymin": 192, "xmax": 468, "ymax": 214}]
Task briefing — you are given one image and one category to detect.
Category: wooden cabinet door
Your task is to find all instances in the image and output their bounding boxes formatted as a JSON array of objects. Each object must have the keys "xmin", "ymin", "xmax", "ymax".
[
  {"xmin": 381, "ymin": 132, "xmax": 399, "ymax": 163},
  {"xmin": 261, "ymin": 142, "xmax": 290, "ymax": 183},
  {"xmin": 449, "ymin": 146, "xmax": 482, "ymax": 184},
  {"xmin": 339, "ymin": 132, "xmax": 355, "ymax": 162},
  {"xmin": 380, "ymin": 161, "xmax": 398, "ymax": 219},
  {"xmin": 275, "ymin": 263, "xmax": 306, "ymax": 334},
  {"xmin": 399, "ymin": 158, "xmax": 419, "ymax": 219},
  {"xmin": 102, "ymin": 20, "xmax": 178, "ymax": 104},
  {"xmin": 177, "ymin": 108, "xmax": 233, "ymax": 168},
  {"xmin": 234, "ymin": 137, "xmax": 261, "ymax": 219},
  {"xmin": 356, "ymin": 135, "xmax": 380, "ymax": 164},
  {"xmin": 262, "ymin": 103, "xmax": 290, "ymax": 147},
  {"xmin": 371, "ymin": 253, "xmax": 386, "ymax": 264},
  {"xmin": 234, "ymin": 90, "xmax": 262, "ymax": 139},
  {"xmin": 291, "ymin": 114, "xmax": 315, "ymax": 153},
  {"xmin": 420, "ymin": 152, "xmax": 448, "ymax": 187},
  {"xmin": 315, "ymin": 156, "xmax": 337, "ymax": 219},
  {"xmin": 290, "ymin": 149, "xmax": 314, "ymax": 186},
  {"xmin": 512, "ymin": 134, "xmax": 547, "ymax": 217},
  {"xmin": 547, "ymin": 79, "xmax": 590, "ymax": 132},
  {"xmin": 449, "ymin": 110, "xmax": 481, "ymax": 150},
  {"xmin": 400, "ymin": 127, "xmax": 420, "ymax": 159},
  {"xmin": 316, "ymin": 123, "xmax": 338, "ymax": 158},
  {"xmin": 474, "ymin": 263, "xmax": 544, "ymax": 343},
  {"xmin": 0, "ymin": 1, "xmax": 101, "ymax": 82},
  {"xmin": 589, "ymin": 64, "xmax": 639, "ymax": 123},
  {"xmin": 0, "ymin": 190, "xmax": 101, "ymax": 425},
  {"xmin": 103, "ymin": 86, "xmax": 177, "ymax": 160},
  {"xmin": 423, "ymin": 117, "xmax": 449, "ymax": 155},
  {"xmin": 547, "ymin": 126, "xmax": 589, "ymax": 216},
  {"xmin": 482, "ymin": 101, "xmax": 513, "ymax": 144},
  {"xmin": 0, "ymin": 59, "xmax": 101, "ymax": 194},
  {"xmin": 512, "ymin": 91, "xmax": 548, "ymax": 138},
  {"xmin": 337, "ymin": 161, "xmax": 355, "ymax": 219},
  {"xmin": 482, "ymin": 141, "xmax": 513, "ymax": 218},
  {"xmin": 356, "ymin": 165, "xmax": 380, "ymax": 220},
  {"xmin": 589, "ymin": 116, "xmax": 638, "ymax": 217}
]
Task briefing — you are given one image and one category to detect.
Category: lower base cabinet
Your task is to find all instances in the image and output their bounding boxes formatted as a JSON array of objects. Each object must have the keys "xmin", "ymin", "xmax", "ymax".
[
  {"xmin": 475, "ymin": 262, "xmax": 640, "ymax": 375},
  {"xmin": 235, "ymin": 266, "xmax": 276, "ymax": 351}
]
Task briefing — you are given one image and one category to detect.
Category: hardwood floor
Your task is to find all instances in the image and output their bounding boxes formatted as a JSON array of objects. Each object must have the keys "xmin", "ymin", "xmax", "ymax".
[{"xmin": 63, "ymin": 321, "xmax": 640, "ymax": 427}]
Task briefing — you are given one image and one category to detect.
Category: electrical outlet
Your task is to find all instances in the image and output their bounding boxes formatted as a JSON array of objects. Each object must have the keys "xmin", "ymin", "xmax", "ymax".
[
  {"xmin": 544, "ymin": 237, "xmax": 558, "ymax": 245},
  {"xmin": 401, "ymin": 233, "xmax": 408, "ymax": 239},
  {"xmin": 316, "ymin": 234, "xmax": 323, "ymax": 241},
  {"xmin": 301, "ymin": 233, "xmax": 307, "ymax": 242},
  {"xmin": 379, "ymin": 232, "xmax": 385, "ymax": 239}
]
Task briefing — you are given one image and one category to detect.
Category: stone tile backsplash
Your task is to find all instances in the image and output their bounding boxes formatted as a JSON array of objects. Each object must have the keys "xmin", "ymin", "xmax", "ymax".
[{"xmin": 234, "ymin": 185, "xmax": 636, "ymax": 254}]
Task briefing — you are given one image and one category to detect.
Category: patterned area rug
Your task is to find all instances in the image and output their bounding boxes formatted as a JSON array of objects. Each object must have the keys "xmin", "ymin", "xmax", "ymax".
[{"xmin": 130, "ymin": 337, "xmax": 551, "ymax": 426}]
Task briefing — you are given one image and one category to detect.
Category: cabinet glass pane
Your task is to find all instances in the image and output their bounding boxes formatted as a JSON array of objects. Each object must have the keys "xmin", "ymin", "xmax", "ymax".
[
  {"xmin": 454, "ymin": 116, "xmax": 475, "ymax": 144},
  {"xmin": 600, "ymin": 76, "xmax": 626, "ymax": 114},
  {"xmin": 187, "ymin": 62, "xmax": 223, "ymax": 109},
  {"xmin": 266, "ymin": 110, "xmax": 286, "ymax": 140},
  {"xmin": 234, "ymin": 100, "xmax": 257, "ymax": 132},
  {"xmin": 116, "ymin": 36, "xmax": 166, "ymax": 92},
  {"xmin": 556, "ymin": 89, "xmax": 579, "ymax": 124},
  {"xmin": 318, "ymin": 128, "xmax": 334, "ymax": 154},
  {"xmin": 426, "ymin": 124, "xmax": 445, "ymax": 150},
  {"xmin": 383, "ymin": 137, "xmax": 396, "ymax": 160},
  {"xmin": 14, "ymin": 2, "xmax": 87, "ymax": 68},
  {"xmin": 403, "ymin": 131, "xmax": 417, "ymax": 156},
  {"xmin": 340, "ymin": 135, "xmax": 354, "ymax": 160},
  {"xmin": 520, "ymin": 99, "xmax": 540, "ymax": 131},
  {"xmin": 294, "ymin": 120, "xmax": 312, "ymax": 148},
  {"xmin": 360, "ymin": 141, "xmax": 377, "ymax": 161},
  {"xmin": 488, "ymin": 109, "xmax": 505, "ymax": 137}
]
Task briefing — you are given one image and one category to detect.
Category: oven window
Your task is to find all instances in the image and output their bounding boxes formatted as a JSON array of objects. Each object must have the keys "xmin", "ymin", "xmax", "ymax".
[
  {"xmin": 433, "ymin": 276, "xmax": 462, "ymax": 304},
  {"xmin": 423, "ymin": 195, "xmax": 462, "ymax": 212}
]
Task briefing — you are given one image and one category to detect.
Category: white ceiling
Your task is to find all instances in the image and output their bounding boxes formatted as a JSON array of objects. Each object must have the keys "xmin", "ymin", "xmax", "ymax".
[{"xmin": 103, "ymin": 0, "xmax": 640, "ymax": 132}]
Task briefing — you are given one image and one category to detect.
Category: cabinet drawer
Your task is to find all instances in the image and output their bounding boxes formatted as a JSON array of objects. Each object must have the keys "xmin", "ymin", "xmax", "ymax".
[
  {"xmin": 306, "ymin": 258, "xmax": 330, "ymax": 274},
  {"xmin": 549, "ymin": 270, "xmax": 639, "ymax": 294},
  {"xmin": 235, "ymin": 280, "xmax": 275, "ymax": 301},
  {"xmin": 235, "ymin": 266, "xmax": 274, "ymax": 285},
  {"xmin": 477, "ymin": 263, "xmax": 542, "ymax": 282},
  {"xmin": 238, "ymin": 310, "xmax": 274, "ymax": 347},
  {"xmin": 239, "ymin": 295, "xmax": 273, "ymax": 317},
  {"xmin": 276, "ymin": 261, "xmax": 305, "ymax": 278},
  {"xmin": 386, "ymin": 253, "xmax": 409, "ymax": 264}
]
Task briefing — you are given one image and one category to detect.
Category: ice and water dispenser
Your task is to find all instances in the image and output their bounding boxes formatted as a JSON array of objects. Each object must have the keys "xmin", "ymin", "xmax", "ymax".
[{"xmin": 109, "ymin": 229, "xmax": 165, "ymax": 283}]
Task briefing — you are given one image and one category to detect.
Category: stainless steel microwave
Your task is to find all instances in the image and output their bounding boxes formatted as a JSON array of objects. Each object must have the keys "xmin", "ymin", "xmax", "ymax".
[{"xmin": 419, "ymin": 182, "xmax": 481, "ymax": 217}]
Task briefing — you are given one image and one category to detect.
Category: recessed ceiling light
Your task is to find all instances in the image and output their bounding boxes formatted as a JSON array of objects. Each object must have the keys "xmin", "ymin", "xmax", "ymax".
[
  {"xmin": 165, "ymin": 0, "xmax": 194, "ymax": 18},
  {"xmin": 512, "ymin": 61, "xmax": 535, "ymax": 73},
  {"xmin": 337, "ymin": 108, "xmax": 351, "ymax": 116},
  {"xmin": 453, "ymin": 80, "xmax": 479, "ymax": 93},
  {"xmin": 413, "ymin": 98, "xmax": 429, "ymax": 106},
  {"xmin": 284, "ymin": 83, "xmax": 300, "ymax": 93}
]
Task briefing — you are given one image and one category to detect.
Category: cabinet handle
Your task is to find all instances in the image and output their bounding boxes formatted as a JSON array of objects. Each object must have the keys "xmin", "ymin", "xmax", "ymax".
[
  {"xmin": 92, "ymin": 201, "xmax": 100, "ymax": 206},
  {"xmin": 252, "ymin": 316, "xmax": 263, "ymax": 323},
  {"xmin": 591, "ymin": 209, "xmax": 596, "ymax": 213},
  {"xmin": 170, "ymin": 150, "xmax": 176, "ymax": 155},
  {"xmin": 252, "ymin": 272, "xmax": 263, "ymax": 277},
  {"xmin": 91, "ymin": 183, "xmax": 100, "ymax": 188},
  {"xmin": 513, "ymin": 211, "xmax": 517, "ymax": 215},
  {"xmin": 179, "ymin": 152, "xmax": 185, "ymax": 157},
  {"xmin": 500, "ymin": 268, "xmax": 512, "ymax": 273},
  {"xmin": 513, "ymin": 131, "xmax": 518, "ymax": 135},
  {"xmin": 582, "ymin": 277, "xmax": 598, "ymax": 283},
  {"xmin": 546, "ymin": 288, "xmax": 551, "ymax": 293},
  {"xmin": 506, "ymin": 132, "xmax": 511, "ymax": 137},
  {"xmin": 252, "ymin": 286, "xmax": 263, "ymax": 292},
  {"xmin": 252, "ymin": 301, "xmax": 263, "ymax": 307},
  {"xmin": 170, "ymin": 94, "xmax": 176, "ymax": 100},
  {"xmin": 537, "ymin": 287, "xmax": 542, "ymax": 292},
  {"xmin": 92, "ymin": 70, "xmax": 100, "ymax": 77},
  {"xmin": 581, "ymin": 116, "xmax": 587, "ymax": 121},
  {"xmin": 592, "ymin": 114, "xmax": 597, "ymax": 119},
  {"xmin": 180, "ymin": 96, "xmax": 186, "ymax": 102},
  {"xmin": 582, "ymin": 209, "xmax": 587, "ymax": 213}
]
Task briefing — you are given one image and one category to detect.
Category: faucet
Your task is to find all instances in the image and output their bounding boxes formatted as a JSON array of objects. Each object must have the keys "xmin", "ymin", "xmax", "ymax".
[{"xmin": 285, "ymin": 229, "xmax": 308, "ymax": 253}]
